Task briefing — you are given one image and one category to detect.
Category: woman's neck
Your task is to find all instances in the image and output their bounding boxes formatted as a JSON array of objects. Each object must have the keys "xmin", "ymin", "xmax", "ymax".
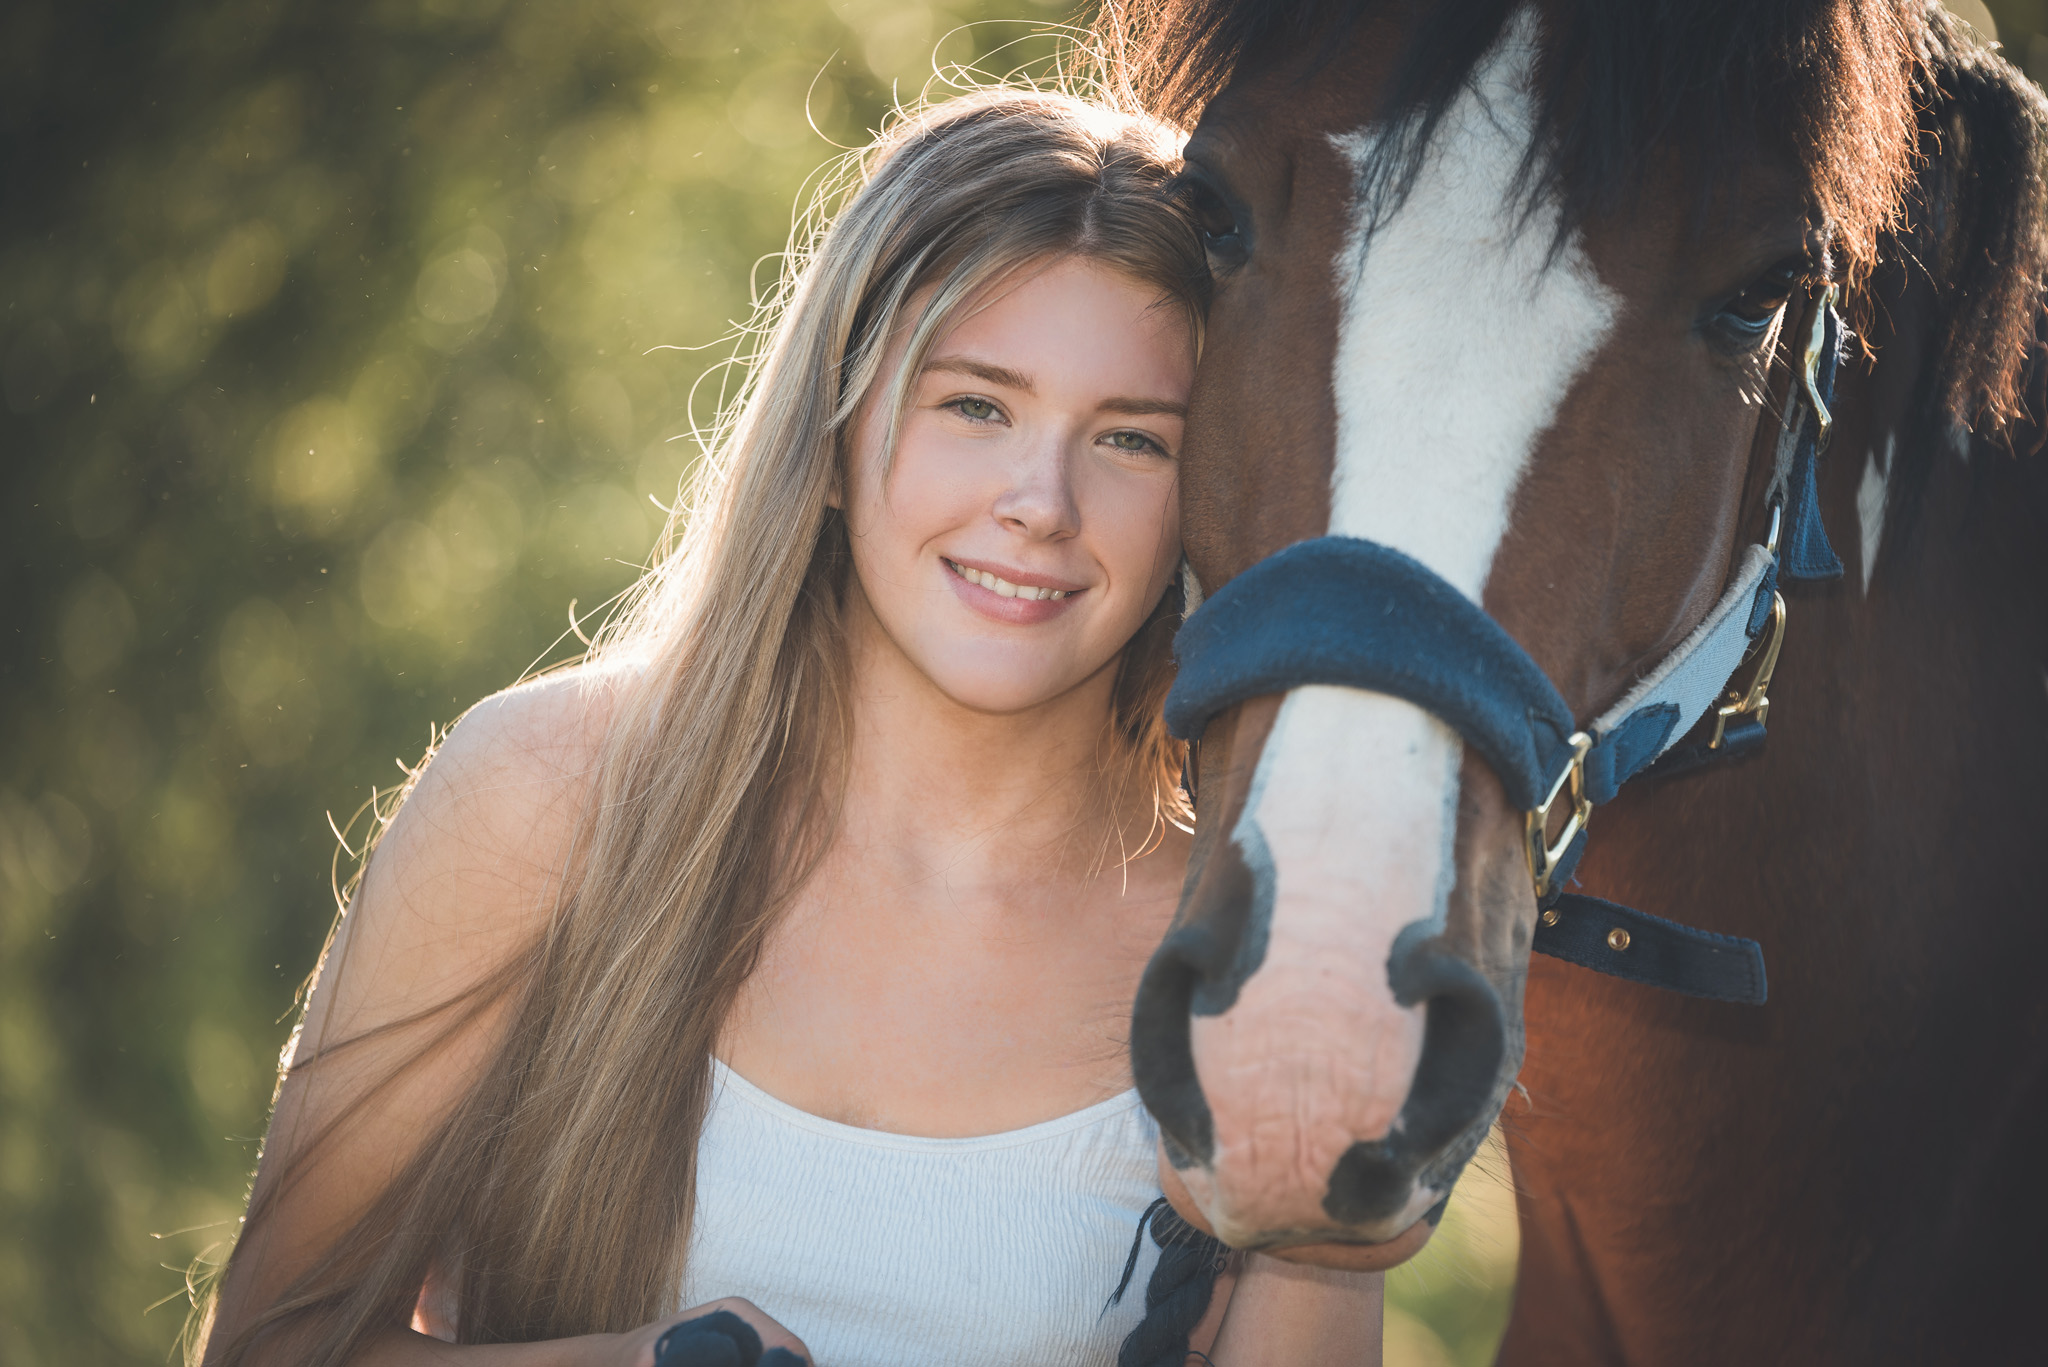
[
  {"xmin": 833, "ymin": 607, "xmax": 1151, "ymax": 895},
  {"xmin": 720, "ymin": 594, "xmax": 1187, "ymax": 1132}
]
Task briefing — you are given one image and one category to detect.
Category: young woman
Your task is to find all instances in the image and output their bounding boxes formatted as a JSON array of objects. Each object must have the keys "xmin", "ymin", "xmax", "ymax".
[{"xmin": 196, "ymin": 89, "xmax": 1383, "ymax": 1367}]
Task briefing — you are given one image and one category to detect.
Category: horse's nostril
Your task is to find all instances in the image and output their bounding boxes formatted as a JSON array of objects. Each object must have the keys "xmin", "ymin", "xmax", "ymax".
[
  {"xmin": 1133, "ymin": 820, "xmax": 1507, "ymax": 1234},
  {"xmin": 1131, "ymin": 925, "xmax": 1215, "ymax": 1166},
  {"xmin": 1133, "ymin": 828, "xmax": 1267, "ymax": 1169},
  {"xmin": 1323, "ymin": 940, "xmax": 1506, "ymax": 1226}
]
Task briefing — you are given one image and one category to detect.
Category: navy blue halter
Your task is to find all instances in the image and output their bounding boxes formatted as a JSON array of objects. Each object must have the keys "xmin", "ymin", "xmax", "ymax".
[{"xmin": 1163, "ymin": 294, "xmax": 1847, "ymax": 1007}]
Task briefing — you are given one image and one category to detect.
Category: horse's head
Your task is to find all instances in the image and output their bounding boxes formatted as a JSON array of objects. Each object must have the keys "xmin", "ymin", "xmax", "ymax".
[{"xmin": 1113, "ymin": 0, "xmax": 1952, "ymax": 1263}]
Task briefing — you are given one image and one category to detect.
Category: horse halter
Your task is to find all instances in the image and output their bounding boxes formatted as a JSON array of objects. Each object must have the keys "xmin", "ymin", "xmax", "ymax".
[{"xmin": 1165, "ymin": 286, "xmax": 1848, "ymax": 1007}]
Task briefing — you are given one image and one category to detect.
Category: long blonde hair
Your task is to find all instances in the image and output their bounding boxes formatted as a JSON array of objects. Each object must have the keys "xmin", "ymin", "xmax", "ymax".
[{"xmin": 203, "ymin": 88, "xmax": 1207, "ymax": 1363}]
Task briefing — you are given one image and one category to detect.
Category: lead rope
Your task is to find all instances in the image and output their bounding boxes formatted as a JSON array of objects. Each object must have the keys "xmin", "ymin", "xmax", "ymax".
[{"xmin": 1110, "ymin": 1197, "xmax": 1231, "ymax": 1367}]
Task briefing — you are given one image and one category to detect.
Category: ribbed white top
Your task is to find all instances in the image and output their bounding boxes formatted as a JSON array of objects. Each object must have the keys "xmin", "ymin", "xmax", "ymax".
[{"xmin": 680, "ymin": 1059, "xmax": 1164, "ymax": 1367}]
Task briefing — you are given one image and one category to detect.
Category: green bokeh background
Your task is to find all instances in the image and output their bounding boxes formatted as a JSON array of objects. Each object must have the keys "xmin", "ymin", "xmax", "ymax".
[{"xmin": 0, "ymin": 2, "xmax": 2030, "ymax": 1364}]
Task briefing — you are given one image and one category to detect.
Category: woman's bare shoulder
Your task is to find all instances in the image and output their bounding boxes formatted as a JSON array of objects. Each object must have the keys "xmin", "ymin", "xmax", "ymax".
[
  {"xmin": 217, "ymin": 667, "xmax": 639, "ymax": 1342},
  {"xmin": 298, "ymin": 664, "xmax": 632, "ymax": 1053},
  {"xmin": 396, "ymin": 665, "xmax": 622, "ymax": 876}
]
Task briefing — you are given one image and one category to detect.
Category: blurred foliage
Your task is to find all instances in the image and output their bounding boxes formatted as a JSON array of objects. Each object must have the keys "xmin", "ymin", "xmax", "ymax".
[
  {"xmin": 0, "ymin": 0, "xmax": 1073, "ymax": 1360},
  {"xmin": 1386, "ymin": 1127, "xmax": 1519, "ymax": 1367},
  {"xmin": 3, "ymin": 0, "xmax": 2031, "ymax": 1364}
]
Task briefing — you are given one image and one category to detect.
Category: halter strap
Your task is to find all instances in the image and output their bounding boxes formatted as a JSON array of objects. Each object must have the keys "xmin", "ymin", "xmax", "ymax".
[
  {"xmin": 1161, "ymin": 293, "xmax": 1845, "ymax": 1007},
  {"xmin": 1162, "ymin": 538, "xmax": 1779, "ymax": 812},
  {"xmin": 1164, "ymin": 536, "xmax": 1579, "ymax": 809}
]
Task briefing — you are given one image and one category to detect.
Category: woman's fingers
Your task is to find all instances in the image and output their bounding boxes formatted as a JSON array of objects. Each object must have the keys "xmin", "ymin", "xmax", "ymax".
[{"xmin": 653, "ymin": 1298, "xmax": 812, "ymax": 1367}]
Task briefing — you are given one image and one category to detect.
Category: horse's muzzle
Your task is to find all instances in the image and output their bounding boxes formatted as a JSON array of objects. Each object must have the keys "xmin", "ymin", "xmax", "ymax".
[{"xmin": 1130, "ymin": 827, "xmax": 1508, "ymax": 1252}]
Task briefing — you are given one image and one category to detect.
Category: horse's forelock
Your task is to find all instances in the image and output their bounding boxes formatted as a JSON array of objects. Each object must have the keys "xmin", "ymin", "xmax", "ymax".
[
  {"xmin": 1109, "ymin": 0, "xmax": 1912, "ymax": 220},
  {"xmin": 1100, "ymin": 0, "xmax": 2048, "ymax": 432},
  {"xmin": 1110, "ymin": 6, "xmax": 1923, "ymax": 271}
]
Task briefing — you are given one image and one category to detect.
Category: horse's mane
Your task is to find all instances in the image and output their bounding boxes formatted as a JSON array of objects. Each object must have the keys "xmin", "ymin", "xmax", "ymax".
[
  {"xmin": 1097, "ymin": 0, "xmax": 2048, "ymax": 437},
  {"xmin": 1894, "ymin": 18, "xmax": 2048, "ymax": 445}
]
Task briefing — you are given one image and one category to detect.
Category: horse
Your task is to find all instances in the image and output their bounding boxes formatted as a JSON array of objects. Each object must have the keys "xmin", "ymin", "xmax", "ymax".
[{"xmin": 1096, "ymin": 1, "xmax": 2048, "ymax": 1359}]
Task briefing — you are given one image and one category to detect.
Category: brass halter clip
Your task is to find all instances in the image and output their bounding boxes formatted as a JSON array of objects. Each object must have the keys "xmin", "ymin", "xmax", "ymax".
[
  {"xmin": 1710, "ymin": 283, "xmax": 1829, "ymax": 749},
  {"xmin": 1709, "ymin": 591, "xmax": 1787, "ymax": 748},
  {"xmin": 1799, "ymin": 282, "xmax": 1838, "ymax": 452},
  {"xmin": 1526, "ymin": 730, "xmax": 1593, "ymax": 900}
]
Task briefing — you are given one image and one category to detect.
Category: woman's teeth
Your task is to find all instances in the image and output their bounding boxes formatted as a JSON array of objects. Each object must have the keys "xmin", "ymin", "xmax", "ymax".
[{"xmin": 946, "ymin": 559, "xmax": 1069, "ymax": 601}]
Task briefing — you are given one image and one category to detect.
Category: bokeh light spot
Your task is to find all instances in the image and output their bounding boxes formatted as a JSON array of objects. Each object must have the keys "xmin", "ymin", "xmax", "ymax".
[
  {"xmin": 552, "ymin": 482, "xmax": 649, "ymax": 570},
  {"xmin": 539, "ymin": 114, "xmax": 645, "ymax": 205},
  {"xmin": 18, "ymin": 793, "xmax": 92, "ymax": 898},
  {"xmin": 417, "ymin": 246, "xmax": 502, "ymax": 325},
  {"xmin": 268, "ymin": 397, "xmax": 381, "ymax": 527},
  {"xmin": 58, "ymin": 572, "xmax": 137, "ymax": 681},
  {"xmin": 434, "ymin": 473, "xmax": 525, "ymax": 592},
  {"xmin": 729, "ymin": 63, "xmax": 845, "ymax": 147},
  {"xmin": 204, "ymin": 220, "xmax": 288, "ymax": 318},
  {"xmin": 110, "ymin": 265, "xmax": 205, "ymax": 381},
  {"xmin": 360, "ymin": 519, "xmax": 452, "ymax": 628},
  {"xmin": 218, "ymin": 598, "xmax": 300, "ymax": 707},
  {"xmin": 66, "ymin": 438, "xmax": 141, "ymax": 541}
]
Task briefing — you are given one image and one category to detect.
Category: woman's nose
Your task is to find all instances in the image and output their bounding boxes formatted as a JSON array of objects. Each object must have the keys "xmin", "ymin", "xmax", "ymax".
[{"xmin": 990, "ymin": 439, "xmax": 1081, "ymax": 540}]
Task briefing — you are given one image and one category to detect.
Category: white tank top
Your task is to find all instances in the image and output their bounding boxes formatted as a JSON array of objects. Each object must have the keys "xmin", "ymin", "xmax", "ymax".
[{"xmin": 680, "ymin": 1059, "xmax": 1164, "ymax": 1367}]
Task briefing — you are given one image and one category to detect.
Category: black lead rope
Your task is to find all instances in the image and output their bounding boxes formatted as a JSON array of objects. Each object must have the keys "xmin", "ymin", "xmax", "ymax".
[{"xmin": 1111, "ymin": 1197, "xmax": 1230, "ymax": 1367}]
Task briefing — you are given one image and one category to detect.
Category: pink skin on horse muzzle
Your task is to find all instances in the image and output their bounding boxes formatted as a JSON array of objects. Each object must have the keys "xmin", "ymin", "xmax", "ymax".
[{"xmin": 1132, "ymin": 692, "xmax": 1509, "ymax": 1255}]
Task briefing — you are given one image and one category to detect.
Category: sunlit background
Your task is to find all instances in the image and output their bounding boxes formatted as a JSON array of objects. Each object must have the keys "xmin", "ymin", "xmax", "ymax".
[{"xmin": 0, "ymin": 1, "xmax": 2027, "ymax": 1363}]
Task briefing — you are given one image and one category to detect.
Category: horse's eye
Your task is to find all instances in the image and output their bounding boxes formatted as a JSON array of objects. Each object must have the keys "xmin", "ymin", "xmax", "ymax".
[
  {"xmin": 1715, "ymin": 258, "xmax": 1805, "ymax": 338},
  {"xmin": 1185, "ymin": 180, "xmax": 1247, "ymax": 268}
]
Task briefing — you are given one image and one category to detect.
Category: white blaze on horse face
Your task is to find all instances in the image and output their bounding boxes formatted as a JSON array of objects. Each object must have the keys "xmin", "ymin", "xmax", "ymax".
[
  {"xmin": 1189, "ymin": 10, "xmax": 1620, "ymax": 1238},
  {"xmin": 1187, "ymin": 685, "xmax": 1461, "ymax": 1242},
  {"xmin": 1327, "ymin": 7, "xmax": 1619, "ymax": 590}
]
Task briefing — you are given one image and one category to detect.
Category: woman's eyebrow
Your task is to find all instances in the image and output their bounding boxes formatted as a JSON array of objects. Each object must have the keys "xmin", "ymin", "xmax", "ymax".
[
  {"xmin": 925, "ymin": 355, "xmax": 1185, "ymax": 418},
  {"xmin": 924, "ymin": 355, "xmax": 1034, "ymax": 392}
]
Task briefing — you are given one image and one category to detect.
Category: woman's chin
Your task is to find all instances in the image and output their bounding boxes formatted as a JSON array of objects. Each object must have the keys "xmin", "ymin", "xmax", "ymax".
[
  {"xmin": 930, "ymin": 670, "xmax": 1089, "ymax": 718},
  {"xmin": 907, "ymin": 641, "xmax": 1113, "ymax": 718}
]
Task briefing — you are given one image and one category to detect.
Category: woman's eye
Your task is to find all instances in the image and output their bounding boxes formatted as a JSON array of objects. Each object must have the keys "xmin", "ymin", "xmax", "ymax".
[
  {"xmin": 952, "ymin": 397, "xmax": 1000, "ymax": 421},
  {"xmin": 1106, "ymin": 430, "xmax": 1162, "ymax": 455},
  {"xmin": 1714, "ymin": 258, "xmax": 1806, "ymax": 339}
]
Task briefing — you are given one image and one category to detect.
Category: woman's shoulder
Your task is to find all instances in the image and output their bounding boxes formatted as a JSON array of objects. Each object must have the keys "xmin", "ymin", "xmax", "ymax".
[
  {"xmin": 397, "ymin": 664, "xmax": 624, "ymax": 871},
  {"xmin": 234, "ymin": 665, "xmax": 644, "ymax": 1337},
  {"xmin": 433, "ymin": 663, "xmax": 624, "ymax": 801},
  {"xmin": 310, "ymin": 665, "xmax": 632, "ymax": 1034}
]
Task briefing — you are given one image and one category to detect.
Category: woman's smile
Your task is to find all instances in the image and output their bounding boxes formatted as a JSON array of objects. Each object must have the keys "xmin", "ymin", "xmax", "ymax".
[{"xmin": 942, "ymin": 555, "xmax": 1084, "ymax": 623}]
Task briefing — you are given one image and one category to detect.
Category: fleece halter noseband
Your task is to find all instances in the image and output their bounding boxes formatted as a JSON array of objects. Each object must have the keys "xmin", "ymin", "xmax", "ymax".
[{"xmin": 1164, "ymin": 287, "xmax": 1848, "ymax": 1007}]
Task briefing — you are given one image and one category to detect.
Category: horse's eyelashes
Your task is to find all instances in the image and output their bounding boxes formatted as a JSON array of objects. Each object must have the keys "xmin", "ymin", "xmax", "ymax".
[
  {"xmin": 1185, "ymin": 180, "xmax": 1247, "ymax": 267},
  {"xmin": 1711, "ymin": 257, "xmax": 1808, "ymax": 345}
]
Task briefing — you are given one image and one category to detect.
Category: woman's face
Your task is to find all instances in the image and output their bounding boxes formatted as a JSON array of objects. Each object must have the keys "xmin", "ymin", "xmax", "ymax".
[{"xmin": 842, "ymin": 256, "xmax": 1192, "ymax": 716}]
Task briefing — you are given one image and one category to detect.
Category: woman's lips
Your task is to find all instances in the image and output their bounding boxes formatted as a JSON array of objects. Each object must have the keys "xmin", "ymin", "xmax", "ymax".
[{"xmin": 943, "ymin": 557, "xmax": 1085, "ymax": 625}]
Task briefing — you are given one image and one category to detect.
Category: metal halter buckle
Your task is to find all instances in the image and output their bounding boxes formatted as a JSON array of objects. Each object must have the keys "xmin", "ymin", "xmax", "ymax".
[
  {"xmin": 1526, "ymin": 730, "xmax": 1593, "ymax": 900},
  {"xmin": 1710, "ymin": 591, "xmax": 1787, "ymax": 748}
]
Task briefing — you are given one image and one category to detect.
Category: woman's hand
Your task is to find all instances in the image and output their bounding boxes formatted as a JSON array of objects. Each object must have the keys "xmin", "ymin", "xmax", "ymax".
[{"xmin": 614, "ymin": 1300, "xmax": 812, "ymax": 1367}]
